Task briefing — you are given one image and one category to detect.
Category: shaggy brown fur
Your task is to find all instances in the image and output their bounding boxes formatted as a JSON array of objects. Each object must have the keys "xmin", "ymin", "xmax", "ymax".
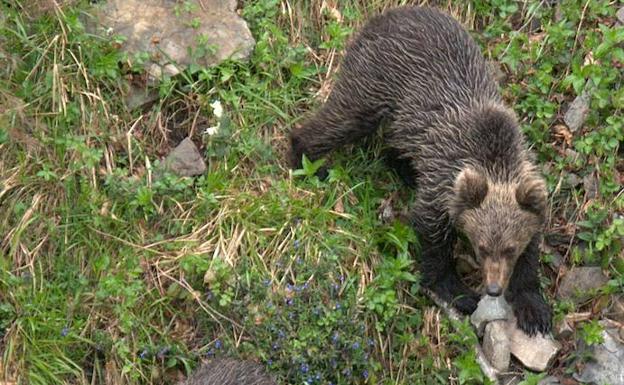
[
  {"xmin": 182, "ymin": 359, "xmax": 277, "ymax": 385},
  {"xmin": 289, "ymin": 6, "xmax": 552, "ymax": 335}
]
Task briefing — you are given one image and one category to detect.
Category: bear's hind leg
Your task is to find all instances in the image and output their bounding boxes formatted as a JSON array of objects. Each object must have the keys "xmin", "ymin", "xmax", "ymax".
[{"xmin": 289, "ymin": 84, "xmax": 390, "ymax": 173}]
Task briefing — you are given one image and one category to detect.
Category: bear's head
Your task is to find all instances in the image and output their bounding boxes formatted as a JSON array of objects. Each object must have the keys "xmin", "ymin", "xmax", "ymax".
[{"xmin": 449, "ymin": 167, "xmax": 547, "ymax": 296}]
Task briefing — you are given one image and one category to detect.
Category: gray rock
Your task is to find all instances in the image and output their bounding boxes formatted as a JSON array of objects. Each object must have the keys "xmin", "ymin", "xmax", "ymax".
[
  {"xmin": 162, "ymin": 138, "xmax": 206, "ymax": 177},
  {"xmin": 582, "ymin": 173, "xmax": 599, "ymax": 199},
  {"xmin": 566, "ymin": 173, "xmax": 582, "ymax": 188},
  {"xmin": 554, "ymin": 318, "xmax": 574, "ymax": 340},
  {"xmin": 499, "ymin": 374, "xmax": 523, "ymax": 385},
  {"xmin": 605, "ymin": 295, "xmax": 624, "ymax": 323},
  {"xmin": 508, "ymin": 318, "xmax": 561, "ymax": 372},
  {"xmin": 482, "ymin": 320, "xmax": 511, "ymax": 371},
  {"xmin": 564, "ymin": 148, "xmax": 580, "ymax": 161},
  {"xmin": 124, "ymin": 83, "xmax": 159, "ymax": 111},
  {"xmin": 537, "ymin": 375, "xmax": 560, "ymax": 385},
  {"xmin": 557, "ymin": 267, "xmax": 608, "ymax": 303},
  {"xmin": 87, "ymin": 0, "xmax": 255, "ymax": 79},
  {"xmin": 617, "ymin": 7, "xmax": 624, "ymax": 26},
  {"xmin": 488, "ymin": 60, "xmax": 506, "ymax": 84},
  {"xmin": 471, "ymin": 295, "xmax": 512, "ymax": 335},
  {"xmin": 563, "ymin": 91, "xmax": 591, "ymax": 132},
  {"xmin": 574, "ymin": 323, "xmax": 624, "ymax": 385}
]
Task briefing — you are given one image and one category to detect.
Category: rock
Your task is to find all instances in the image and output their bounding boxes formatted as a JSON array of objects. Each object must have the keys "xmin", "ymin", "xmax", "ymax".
[
  {"xmin": 162, "ymin": 138, "xmax": 206, "ymax": 177},
  {"xmin": 471, "ymin": 295, "xmax": 512, "ymax": 335},
  {"xmin": 617, "ymin": 7, "xmax": 624, "ymax": 26},
  {"xmin": 566, "ymin": 173, "xmax": 582, "ymax": 188},
  {"xmin": 488, "ymin": 60, "xmax": 506, "ymax": 84},
  {"xmin": 528, "ymin": 18, "xmax": 541, "ymax": 33},
  {"xmin": 554, "ymin": 318, "xmax": 574, "ymax": 340},
  {"xmin": 605, "ymin": 295, "xmax": 624, "ymax": 323},
  {"xmin": 563, "ymin": 91, "xmax": 591, "ymax": 132},
  {"xmin": 574, "ymin": 323, "xmax": 624, "ymax": 385},
  {"xmin": 124, "ymin": 83, "xmax": 159, "ymax": 111},
  {"xmin": 537, "ymin": 375, "xmax": 560, "ymax": 385},
  {"xmin": 378, "ymin": 196, "xmax": 396, "ymax": 224},
  {"xmin": 508, "ymin": 318, "xmax": 561, "ymax": 372},
  {"xmin": 557, "ymin": 267, "xmax": 609, "ymax": 303},
  {"xmin": 482, "ymin": 320, "xmax": 511, "ymax": 371},
  {"xmin": 564, "ymin": 148, "xmax": 580, "ymax": 161},
  {"xmin": 582, "ymin": 173, "xmax": 599, "ymax": 199},
  {"xmin": 86, "ymin": 0, "xmax": 255, "ymax": 79},
  {"xmin": 499, "ymin": 374, "xmax": 523, "ymax": 385}
]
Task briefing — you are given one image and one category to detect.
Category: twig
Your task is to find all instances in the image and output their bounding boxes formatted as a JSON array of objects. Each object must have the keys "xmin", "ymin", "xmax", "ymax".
[{"xmin": 422, "ymin": 288, "xmax": 500, "ymax": 384}]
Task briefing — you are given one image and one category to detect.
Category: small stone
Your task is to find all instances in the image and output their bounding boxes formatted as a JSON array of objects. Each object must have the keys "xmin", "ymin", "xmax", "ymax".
[
  {"xmin": 617, "ymin": 7, "xmax": 624, "ymax": 25},
  {"xmin": 124, "ymin": 83, "xmax": 159, "ymax": 111},
  {"xmin": 499, "ymin": 374, "xmax": 524, "ymax": 385},
  {"xmin": 528, "ymin": 18, "xmax": 541, "ymax": 33},
  {"xmin": 508, "ymin": 318, "xmax": 560, "ymax": 372},
  {"xmin": 582, "ymin": 173, "xmax": 599, "ymax": 199},
  {"xmin": 564, "ymin": 148, "xmax": 580, "ymax": 161},
  {"xmin": 557, "ymin": 266, "xmax": 609, "ymax": 304},
  {"xmin": 488, "ymin": 60, "xmax": 506, "ymax": 84},
  {"xmin": 574, "ymin": 323, "xmax": 624, "ymax": 385},
  {"xmin": 482, "ymin": 320, "xmax": 511, "ymax": 371},
  {"xmin": 554, "ymin": 318, "xmax": 574, "ymax": 340},
  {"xmin": 378, "ymin": 196, "xmax": 396, "ymax": 224},
  {"xmin": 605, "ymin": 295, "xmax": 624, "ymax": 323},
  {"xmin": 563, "ymin": 91, "xmax": 591, "ymax": 132},
  {"xmin": 162, "ymin": 138, "xmax": 206, "ymax": 177},
  {"xmin": 470, "ymin": 295, "xmax": 512, "ymax": 336},
  {"xmin": 537, "ymin": 375, "xmax": 560, "ymax": 385},
  {"xmin": 566, "ymin": 173, "xmax": 582, "ymax": 188}
]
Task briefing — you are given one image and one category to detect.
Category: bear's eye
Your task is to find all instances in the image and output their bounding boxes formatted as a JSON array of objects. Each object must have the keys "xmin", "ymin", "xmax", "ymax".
[
  {"xmin": 502, "ymin": 246, "xmax": 516, "ymax": 255},
  {"xmin": 478, "ymin": 245, "xmax": 489, "ymax": 256}
]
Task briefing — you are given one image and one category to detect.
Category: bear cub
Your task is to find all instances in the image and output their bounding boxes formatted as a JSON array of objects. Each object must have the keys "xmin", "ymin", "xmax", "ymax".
[{"xmin": 289, "ymin": 6, "xmax": 552, "ymax": 335}]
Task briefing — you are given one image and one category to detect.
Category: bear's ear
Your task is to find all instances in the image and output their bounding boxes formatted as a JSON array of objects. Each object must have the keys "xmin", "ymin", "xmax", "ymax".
[
  {"xmin": 515, "ymin": 177, "xmax": 547, "ymax": 215},
  {"xmin": 451, "ymin": 168, "xmax": 488, "ymax": 217}
]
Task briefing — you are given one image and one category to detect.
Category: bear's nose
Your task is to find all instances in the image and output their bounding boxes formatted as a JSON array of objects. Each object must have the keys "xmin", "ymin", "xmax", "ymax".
[{"xmin": 486, "ymin": 283, "xmax": 502, "ymax": 297}]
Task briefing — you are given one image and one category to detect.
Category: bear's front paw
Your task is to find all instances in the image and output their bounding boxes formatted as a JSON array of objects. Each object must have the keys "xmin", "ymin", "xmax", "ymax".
[
  {"xmin": 512, "ymin": 293, "xmax": 552, "ymax": 336},
  {"xmin": 429, "ymin": 277, "xmax": 479, "ymax": 315},
  {"xmin": 452, "ymin": 293, "xmax": 479, "ymax": 315}
]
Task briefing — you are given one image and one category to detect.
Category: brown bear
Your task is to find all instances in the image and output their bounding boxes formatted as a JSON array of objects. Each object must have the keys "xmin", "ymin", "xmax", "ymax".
[
  {"xmin": 289, "ymin": 6, "xmax": 552, "ymax": 335},
  {"xmin": 182, "ymin": 359, "xmax": 277, "ymax": 385}
]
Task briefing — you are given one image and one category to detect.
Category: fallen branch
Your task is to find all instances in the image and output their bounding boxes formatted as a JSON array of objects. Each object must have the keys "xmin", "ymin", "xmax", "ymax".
[{"xmin": 422, "ymin": 288, "xmax": 500, "ymax": 384}]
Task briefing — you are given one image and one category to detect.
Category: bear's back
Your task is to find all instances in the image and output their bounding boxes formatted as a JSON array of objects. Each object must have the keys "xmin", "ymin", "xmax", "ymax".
[{"xmin": 340, "ymin": 6, "xmax": 499, "ymax": 110}]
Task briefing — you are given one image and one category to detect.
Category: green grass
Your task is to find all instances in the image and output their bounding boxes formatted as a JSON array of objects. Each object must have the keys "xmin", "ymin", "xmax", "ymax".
[{"xmin": 1, "ymin": 0, "xmax": 623, "ymax": 384}]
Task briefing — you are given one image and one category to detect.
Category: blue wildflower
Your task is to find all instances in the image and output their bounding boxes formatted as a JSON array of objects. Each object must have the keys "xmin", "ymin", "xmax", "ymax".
[
  {"xmin": 352, "ymin": 341, "xmax": 360, "ymax": 350},
  {"xmin": 214, "ymin": 339, "xmax": 223, "ymax": 349},
  {"xmin": 60, "ymin": 327, "xmax": 69, "ymax": 337},
  {"xmin": 157, "ymin": 347, "xmax": 170, "ymax": 359},
  {"xmin": 300, "ymin": 362, "xmax": 309, "ymax": 374},
  {"xmin": 362, "ymin": 369, "xmax": 369, "ymax": 379}
]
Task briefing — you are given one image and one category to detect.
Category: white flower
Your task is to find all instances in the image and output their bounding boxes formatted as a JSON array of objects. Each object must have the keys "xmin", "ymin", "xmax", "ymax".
[
  {"xmin": 204, "ymin": 125, "xmax": 219, "ymax": 136},
  {"xmin": 210, "ymin": 100, "xmax": 223, "ymax": 119}
]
